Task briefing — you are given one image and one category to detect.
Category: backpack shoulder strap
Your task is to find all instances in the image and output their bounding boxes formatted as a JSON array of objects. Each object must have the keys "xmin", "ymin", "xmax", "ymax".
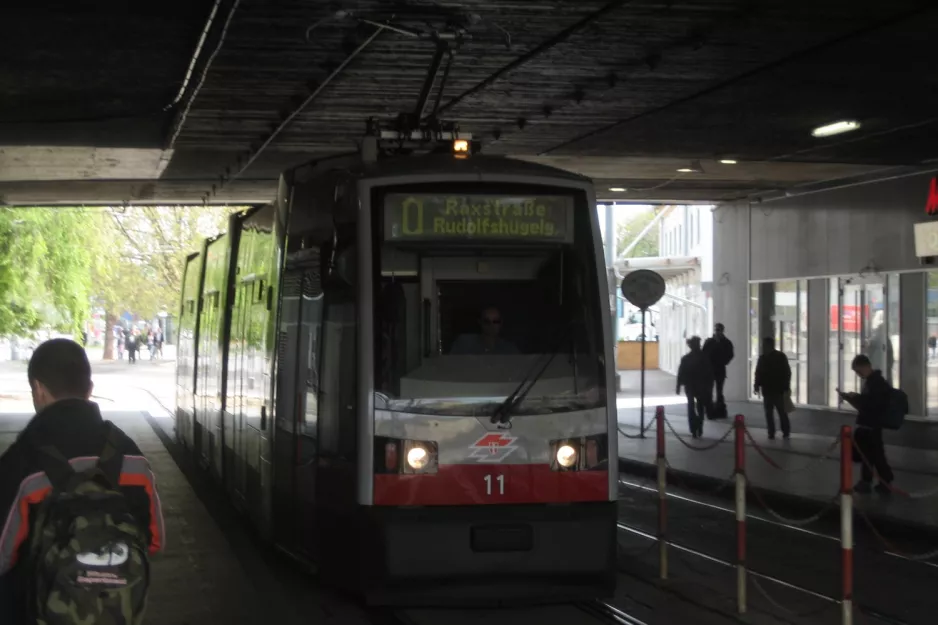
[
  {"xmin": 35, "ymin": 444, "xmax": 75, "ymax": 491},
  {"xmin": 96, "ymin": 421, "xmax": 125, "ymax": 488}
]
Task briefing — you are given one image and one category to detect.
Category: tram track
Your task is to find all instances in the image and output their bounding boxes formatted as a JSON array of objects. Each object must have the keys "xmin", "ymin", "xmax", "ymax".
[
  {"xmin": 615, "ymin": 489, "xmax": 914, "ymax": 625},
  {"xmin": 368, "ymin": 603, "xmax": 648, "ymax": 625},
  {"xmin": 577, "ymin": 600, "xmax": 649, "ymax": 625}
]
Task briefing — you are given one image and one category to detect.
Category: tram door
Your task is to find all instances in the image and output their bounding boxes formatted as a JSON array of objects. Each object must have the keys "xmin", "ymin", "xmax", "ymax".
[{"xmin": 272, "ymin": 268, "xmax": 322, "ymax": 558}]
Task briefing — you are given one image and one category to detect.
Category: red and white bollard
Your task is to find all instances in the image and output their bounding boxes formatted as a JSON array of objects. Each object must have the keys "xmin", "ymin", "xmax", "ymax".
[
  {"xmin": 840, "ymin": 425, "xmax": 854, "ymax": 625},
  {"xmin": 656, "ymin": 405, "xmax": 668, "ymax": 580},
  {"xmin": 734, "ymin": 414, "xmax": 747, "ymax": 614}
]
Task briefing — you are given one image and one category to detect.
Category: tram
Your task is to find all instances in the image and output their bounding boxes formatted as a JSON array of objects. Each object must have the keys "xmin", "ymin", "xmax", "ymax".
[{"xmin": 175, "ymin": 122, "xmax": 618, "ymax": 605}]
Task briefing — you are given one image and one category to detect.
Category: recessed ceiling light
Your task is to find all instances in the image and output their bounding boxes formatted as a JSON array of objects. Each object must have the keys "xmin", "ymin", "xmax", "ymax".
[
  {"xmin": 719, "ymin": 159, "xmax": 737, "ymax": 165},
  {"xmin": 608, "ymin": 187, "xmax": 626, "ymax": 192},
  {"xmin": 812, "ymin": 120, "xmax": 861, "ymax": 137},
  {"xmin": 677, "ymin": 168, "xmax": 693, "ymax": 173}
]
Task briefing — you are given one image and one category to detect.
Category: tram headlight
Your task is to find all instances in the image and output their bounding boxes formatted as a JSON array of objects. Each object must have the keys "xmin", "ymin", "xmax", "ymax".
[
  {"xmin": 407, "ymin": 446, "xmax": 430, "ymax": 470},
  {"xmin": 556, "ymin": 444, "xmax": 578, "ymax": 468}
]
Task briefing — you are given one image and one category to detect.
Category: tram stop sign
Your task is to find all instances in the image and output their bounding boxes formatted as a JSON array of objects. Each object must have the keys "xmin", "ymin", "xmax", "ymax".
[{"xmin": 620, "ymin": 269, "xmax": 666, "ymax": 310}]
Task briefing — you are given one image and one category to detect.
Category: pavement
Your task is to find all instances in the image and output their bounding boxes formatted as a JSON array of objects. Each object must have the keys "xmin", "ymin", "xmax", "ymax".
[{"xmin": 0, "ymin": 351, "xmax": 175, "ymax": 419}]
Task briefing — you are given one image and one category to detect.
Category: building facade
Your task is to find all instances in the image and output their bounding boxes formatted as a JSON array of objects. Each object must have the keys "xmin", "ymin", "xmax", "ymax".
[
  {"xmin": 713, "ymin": 168, "xmax": 938, "ymax": 420},
  {"xmin": 656, "ymin": 205, "xmax": 714, "ymax": 374}
]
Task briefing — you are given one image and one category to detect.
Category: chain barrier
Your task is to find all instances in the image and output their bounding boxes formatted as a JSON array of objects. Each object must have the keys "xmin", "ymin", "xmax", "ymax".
[
  {"xmin": 749, "ymin": 576, "xmax": 837, "ymax": 619},
  {"xmin": 635, "ymin": 408, "xmax": 930, "ymax": 624},
  {"xmin": 747, "ymin": 484, "xmax": 839, "ymax": 527},
  {"xmin": 663, "ymin": 416, "xmax": 734, "ymax": 451},
  {"xmin": 743, "ymin": 426, "xmax": 842, "ymax": 473},
  {"xmin": 854, "ymin": 507, "xmax": 938, "ymax": 562},
  {"xmin": 618, "ymin": 417, "xmax": 656, "ymax": 440}
]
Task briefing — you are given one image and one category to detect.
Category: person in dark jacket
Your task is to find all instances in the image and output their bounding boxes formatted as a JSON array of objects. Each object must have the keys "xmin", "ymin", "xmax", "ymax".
[
  {"xmin": 125, "ymin": 329, "xmax": 137, "ymax": 364},
  {"xmin": 0, "ymin": 338, "xmax": 165, "ymax": 623},
  {"xmin": 754, "ymin": 336, "xmax": 792, "ymax": 439},
  {"xmin": 676, "ymin": 336, "xmax": 714, "ymax": 438},
  {"xmin": 703, "ymin": 323, "xmax": 734, "ymax": 417},
  {"xmin": 839, "ymin": 354, "xmax": 894, "ymax": 494}
]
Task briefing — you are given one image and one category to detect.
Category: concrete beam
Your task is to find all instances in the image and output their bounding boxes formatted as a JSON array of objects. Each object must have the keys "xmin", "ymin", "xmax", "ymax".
[
  {"xmin": 0, "ymin": 179, "xmax": 273, "ymax": 206},
  {"xmin": 0, "ymin": 147, "xmax": 172, "ymax": 181}
]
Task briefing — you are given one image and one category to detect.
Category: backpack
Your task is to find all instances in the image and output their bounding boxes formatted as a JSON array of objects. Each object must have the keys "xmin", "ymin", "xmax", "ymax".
[
  {"xmin": 25, "ymin": 424, "xmax": 150, "ymax": 625},
  {"xmin": 881, "ymin": 387, "xmax": 909, "ymax": 430}
]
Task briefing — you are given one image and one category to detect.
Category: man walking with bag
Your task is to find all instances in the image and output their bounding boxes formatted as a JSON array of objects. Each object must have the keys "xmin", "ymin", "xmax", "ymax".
[
  {"xmin": 0, "ymin": 338, "xmax": 164, "ymax": 625},
  {"xmin": 703, "ymin": 323, "xmax": 734, "ymax": 419},
  {"xmin": 754, "ymin": 336, "xmax": 792, "ymax": 440}
]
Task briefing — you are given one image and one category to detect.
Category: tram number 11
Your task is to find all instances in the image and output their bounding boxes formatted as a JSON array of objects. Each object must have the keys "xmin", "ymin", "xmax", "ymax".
[{"xmin": 483, "ymin": 474, "xmax": 505, "ymax": 496}]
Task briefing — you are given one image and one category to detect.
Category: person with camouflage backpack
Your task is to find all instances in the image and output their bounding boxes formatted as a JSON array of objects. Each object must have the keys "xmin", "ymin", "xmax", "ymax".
[{"xmin": 0, "ymin": 339, "xmax": 164, "ymax": 624}]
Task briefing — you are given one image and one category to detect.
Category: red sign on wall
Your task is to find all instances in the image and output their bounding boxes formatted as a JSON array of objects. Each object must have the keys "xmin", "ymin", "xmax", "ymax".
[
  {"xmin": 926, "ymin": 177, "xmax": 938, "ymax": 216},
  {"xmin": 830, "ymin": 305, "xmax": 868, "ymax": 333}
]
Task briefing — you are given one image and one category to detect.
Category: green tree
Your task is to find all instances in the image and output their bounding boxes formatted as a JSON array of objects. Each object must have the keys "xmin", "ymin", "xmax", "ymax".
[
  {"xmin": 0, "ymin": 207, "xmax": 99, "ymax": 337},
  {"xmin": 615, "ymin": 207, "xmax": 660, "ymax": 259},
  {"xmin": 95, "ymin": 206, "xmax": 232, "ymax": 359}
]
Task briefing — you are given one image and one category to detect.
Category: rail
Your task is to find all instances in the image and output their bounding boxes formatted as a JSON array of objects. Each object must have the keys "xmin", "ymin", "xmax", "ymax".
[
  {"xmin": 577, "ymin": 600, "xmax": 649, "ymax": 625},
  {"xmin": 617, "ymin": 406, "xmax": 935, "ymax": 625}
]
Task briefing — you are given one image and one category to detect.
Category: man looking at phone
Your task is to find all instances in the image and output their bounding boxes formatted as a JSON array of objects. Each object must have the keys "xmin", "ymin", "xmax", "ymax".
[{"xmin": 839, "ymin": 354, "xmax": 894, "ymax": 494}]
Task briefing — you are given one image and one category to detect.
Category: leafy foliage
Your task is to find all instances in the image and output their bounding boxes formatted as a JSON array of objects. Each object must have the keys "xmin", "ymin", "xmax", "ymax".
[
  {"xmin": 0, "ymin": 207, "xmax": 97, "ymax": 337},
  {"xmin": 0, "ymin": 205, "xmax": 233, "ymax": 347},
  {"xmin": 616, "ymin": 207, "xmax": 660, "ymax": 258},
  {"xmin": 96, "ymin": 206, "xmax": 232, "ymax": 319}
]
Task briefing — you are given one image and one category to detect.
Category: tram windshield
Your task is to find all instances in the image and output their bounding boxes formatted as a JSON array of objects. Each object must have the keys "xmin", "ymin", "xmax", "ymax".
[{"xmin": 372, "ymin": 188, "xmax": 607, "ymax": 416}]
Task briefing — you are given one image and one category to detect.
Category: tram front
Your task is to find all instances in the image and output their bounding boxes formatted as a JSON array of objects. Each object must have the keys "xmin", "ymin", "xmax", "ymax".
[{"xmin": 357, "ymin": 156, "xmax": 618, "ymax": 604}]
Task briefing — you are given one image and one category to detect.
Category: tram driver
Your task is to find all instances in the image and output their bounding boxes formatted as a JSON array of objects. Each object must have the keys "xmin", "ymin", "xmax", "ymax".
[{"xmin": 449, "ymin": 306, "xmax": 519, "ymax": 355}]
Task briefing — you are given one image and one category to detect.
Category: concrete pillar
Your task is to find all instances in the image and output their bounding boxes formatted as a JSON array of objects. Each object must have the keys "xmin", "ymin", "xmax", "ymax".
[
  {"xmin": 900, "ymin": 272, "xmax": 926, "ymax": 416},
  {"xmin": 807, "ymin": 278, "xmax": 829, "ymax": 406},
  {"xmin": 712, "ymin": 200, "xmax": 750, "ymax": 401}
]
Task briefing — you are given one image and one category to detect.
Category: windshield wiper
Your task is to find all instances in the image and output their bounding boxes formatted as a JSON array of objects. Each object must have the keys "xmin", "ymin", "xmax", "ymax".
[{"xmin": 490, "ymin": 324, "xmax": 574, "ymax": 425}]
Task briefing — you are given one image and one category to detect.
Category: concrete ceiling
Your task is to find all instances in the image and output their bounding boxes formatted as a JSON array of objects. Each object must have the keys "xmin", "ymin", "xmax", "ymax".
[{"xmin": 2, "ymin": 0, "xmax": 937, "ymax": 206}]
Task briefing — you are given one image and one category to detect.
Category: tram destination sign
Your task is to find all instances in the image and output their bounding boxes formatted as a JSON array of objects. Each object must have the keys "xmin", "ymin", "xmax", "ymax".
[{"xmin": 383, "ymin": 193, "xmax": 573, "ymax": 243}]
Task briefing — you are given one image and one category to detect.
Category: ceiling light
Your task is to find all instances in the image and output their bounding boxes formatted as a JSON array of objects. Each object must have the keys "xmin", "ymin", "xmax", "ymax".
[
  {"xmin": 608, "ymin": 187, "xmax": 626, "ymax": 192},
  {"xmin": 811, "ymin": 120, "xmax": 861, "ymax": 138},
  {"xmin": 677, "ymin": 159, "xmax": 704, "ymax": 174},
  {"xmin": 720, "ymin": 159, "xmax": 737, "ymax": 165}
]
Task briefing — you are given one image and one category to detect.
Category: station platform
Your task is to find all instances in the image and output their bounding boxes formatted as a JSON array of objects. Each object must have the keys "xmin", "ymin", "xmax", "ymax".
[
  {"xmin": 617, "ymin": 368, "xmax": 938, "ymax": 448},
  {"xmin": 616, "ymin": 404, "xmax": 938, "ymax": 530}
]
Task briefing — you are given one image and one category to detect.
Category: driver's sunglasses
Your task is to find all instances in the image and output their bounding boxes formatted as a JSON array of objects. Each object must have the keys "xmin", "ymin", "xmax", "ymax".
[{"xmin": 482, "ymin": 317, "xmax": 502, "ymax": 325}]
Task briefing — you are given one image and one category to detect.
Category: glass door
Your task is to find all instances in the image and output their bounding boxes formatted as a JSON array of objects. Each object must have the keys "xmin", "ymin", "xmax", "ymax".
[
  {"xmin": 838, "ymin": 277, "xmax": 885, "ymax": 406},
  {"xmin": 773, "ymin": 280, "xmax": 807, "ymax": 404}
]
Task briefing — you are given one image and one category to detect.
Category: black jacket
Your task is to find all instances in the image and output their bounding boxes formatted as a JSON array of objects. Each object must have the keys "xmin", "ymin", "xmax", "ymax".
[
  {"xmin": 853, "ymin": 370, "xmax": 892, "ymax": 429},
  {"xmin": 677, "ymin": 350, "xmax": 714, "ymax": 395},
  {"xmin": 754, "ymin": 349, "xmax": 791, "ymax": 395},
  {"xmin": 0, "ymin": 399, "xmax": 164, "ymax": 621},
  {"xmin": 703, "ymin": 336, "xmax": 734, "ymax": 380}
]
